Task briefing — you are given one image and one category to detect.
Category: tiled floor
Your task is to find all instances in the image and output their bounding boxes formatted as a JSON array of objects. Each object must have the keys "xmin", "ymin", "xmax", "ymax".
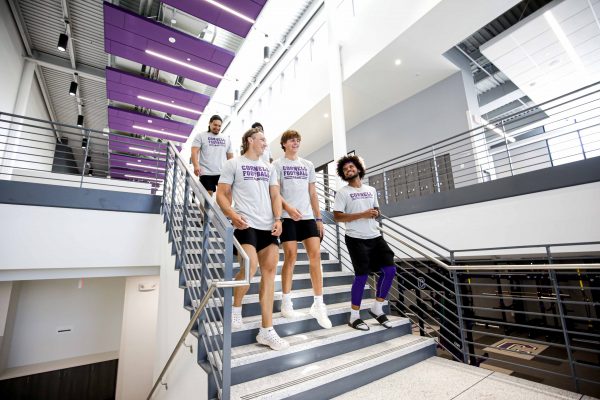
[{"xmin": 333, "ymin": 357, "xmax": 597, "ymax": 400}]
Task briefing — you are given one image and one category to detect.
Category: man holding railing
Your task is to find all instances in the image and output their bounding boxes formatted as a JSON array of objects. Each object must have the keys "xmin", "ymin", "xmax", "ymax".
[
  {"xmin": 333, "ymin": 155, "xmax": 396, "ymax": 331},
  {"xmin": 216, "ymin": 127, "xmax": 289, "ymax": 351},
  {"xmin": 191, "ymin": 114, "xmax": 233, "ymax": 195},
  {"xmin": 272, "ymin": 130, "xmax": 332, "ymax": 329}
]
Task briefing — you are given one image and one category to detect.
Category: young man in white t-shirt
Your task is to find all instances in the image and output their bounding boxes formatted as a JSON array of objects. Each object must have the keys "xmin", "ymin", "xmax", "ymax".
[
  {"xmin": 216, "ymin": 128, "xmax": 289, "ymax": 351},
  {"xmin": 191, "ymin": 115, "xmax": 233, "ymax": 195},
  {"xmin": 273, "ymin": 130, "xmax": 332, "ymax": 329},
  {"xmin": 333, "ymin": 155, "xmax": 396, "ymax": 331}
]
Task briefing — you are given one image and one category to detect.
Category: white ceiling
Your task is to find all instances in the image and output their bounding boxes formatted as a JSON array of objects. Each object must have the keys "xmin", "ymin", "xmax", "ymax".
[
  {"xmin": 481, "ymin": 0, "xmax": 600, "ymax": 106},
  {"xmin": 286, "ymin": 0, "xmax": 522, "ymax": 160}
]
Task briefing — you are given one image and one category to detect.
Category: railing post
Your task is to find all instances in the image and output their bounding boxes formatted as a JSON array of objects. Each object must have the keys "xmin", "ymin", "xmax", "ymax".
[
  {"xmin": 221, "ymin": 226, "xmax": 234, "ymax": 400},
  {"xmin": 451, "ymin": 270, "xmax": 469, "ymax": 364},
  {"xmin": 161, "ymin": 145, "xmax": 171, "ymax": 213},
  {"xmin": 432, "ymin": 146, "xmax": 441, "ymax": 193},
  {"xmin": 546, "ymin": 246, "xmax": 579, "ymax": 393},
  {"xmin": 79, "ymin": 130, "xmax": 90, "ymax": 188},
  {"xmin": 335, "ymin": 223, "xmax": 342, "ymax": 262},
  {"xmin": 168, "ymin": 160, "xmax": 179, "ymax": 231},
  {"xmin": 200, "ymin": 200, "xmax": 212, "ymax": 300}
]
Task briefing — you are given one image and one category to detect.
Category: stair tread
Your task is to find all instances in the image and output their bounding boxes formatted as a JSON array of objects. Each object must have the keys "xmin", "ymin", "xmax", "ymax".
[
  {"xmin": 198, "ymin": 300, "xmax": 379, "ymax": 336},
  {"xmin": 228, "ymin": 316, "xmax": 410, "ymax": 367},
  {"xmin": 229, "ymin": 334, "xmax": 433, "ymax": 400}
]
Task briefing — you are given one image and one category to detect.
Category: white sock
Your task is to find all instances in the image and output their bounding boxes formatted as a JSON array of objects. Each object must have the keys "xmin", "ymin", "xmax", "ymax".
[
  {"xmin": 371, "ymin": 300, "xmax": 384, "ymax": 316},
  {"xmin": 313, "ymin": 295, "xmax": 323, "ymax": 305},
  {"xmin": 350, "ymin": 309, "xmax": 360, "ymax": 323},
  {"xmin": 282, "ymin": 292, "xmax": 292, "ymax": 305},
  {"xmin": 233, "ymin": 306, "xmax": 242, "ymax": 315},
  {"xmin": 259, "ymin": 326, "xmax": 273, "ymax": 335}
]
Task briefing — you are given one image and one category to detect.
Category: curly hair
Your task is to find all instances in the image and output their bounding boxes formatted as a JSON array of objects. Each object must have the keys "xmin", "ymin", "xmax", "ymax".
[{"xmin": 336, "ymin": 155, "xmax": 365, "ymax": 181}]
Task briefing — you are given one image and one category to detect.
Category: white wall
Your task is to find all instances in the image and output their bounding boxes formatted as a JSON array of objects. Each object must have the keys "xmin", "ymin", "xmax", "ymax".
[
  {"xmin": 116, "ymin": 275, "xmax": 160, "ymax": 400},
  {"xmin": 0, "ymin": 204, "xmax": 162, "ymax": 276},
  {"xmin": 392, "ymin": 182, "xmax": 600, "ymax": 256},
  {"xmin": 306, "ymin": 72, "xmax": 471, "ymax": 168},
  {"xmin": 6, "ymin": 277, "xmax": 125, "ymax": 368},
  {"xmin": 0, "ymin": 0, "xmax": 25, "ymax": 115},
  {"xmin": 153, "ymin": 226, "xmax": 208, "ymax": 400}
]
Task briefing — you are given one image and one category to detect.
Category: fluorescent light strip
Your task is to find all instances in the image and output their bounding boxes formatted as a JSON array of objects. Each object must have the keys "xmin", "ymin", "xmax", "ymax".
[
  {"xmin": 137, "ymin": 95, "xmax": 203, "ymax": 115},
  {"xmin": 544, "ymin": 11, "xmax": 585, "ymax": 72},
  {"xmin": 145, "ymin": 50, "xmax": 224, "ymax": 80},
  {"xmin": 204, "ymin": 0, "xmax": 255, "ymax": 24},
  {"xmin": 124, "ymin": 174, "xmax": 163, "ymax": 182},
  {"xmin": 128, "ymin": 146, "xmax": 166, "ymax": 155},
  {"xmin": 481, "ymin": 118, "xmax": 516, "ymax": 143},
  {"xmin": 126, "ymin": 162, "xmax": 163, "ymax": 170},
  {"xmin": 132, "ymin": 125, "xmax": 188, "ymax": 140}
]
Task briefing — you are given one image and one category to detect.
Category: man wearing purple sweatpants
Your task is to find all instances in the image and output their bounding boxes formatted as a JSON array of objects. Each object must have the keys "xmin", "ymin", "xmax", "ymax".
[{"xmin": 333, "ymin": 155, "xmax": 396, "ymax": 331}]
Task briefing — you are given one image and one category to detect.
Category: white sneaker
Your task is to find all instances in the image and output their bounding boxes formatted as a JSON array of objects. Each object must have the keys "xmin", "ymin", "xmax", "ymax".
[
  {"xmin": 232, "ymin": 310, "xmax": 243, "ymax": 330},
  {"xmin": 280, "ymin": 301, "xmax": 304, "ymax": 319},
  {"xmin": 310, "ymin": 302, "xmax": 333, "ymax": 329},
  {"xmin": 256, "ymin": 328, "xmax": 290, "ymax": 351}
]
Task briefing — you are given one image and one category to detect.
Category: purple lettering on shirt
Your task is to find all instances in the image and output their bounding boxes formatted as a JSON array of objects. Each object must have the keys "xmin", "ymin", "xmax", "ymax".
[
  {"xmin": 282, "ymin": 165, "xmax": 308, "ymax": 180},
  {"xmin": 207, "ymin": 136, "xmax": 226, "ymax": 147},
  {"xmin": 349, "ymin": 192, "xmax": 373, "ymax": 200},
  {"xmin": 241, "ymin": 165, "xmax": 270, "ymax": 181}
]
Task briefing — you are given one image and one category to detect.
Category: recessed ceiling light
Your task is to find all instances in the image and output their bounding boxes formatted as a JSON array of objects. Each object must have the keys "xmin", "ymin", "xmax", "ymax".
[
  {"xmin": 127, "ymin": 162, "xmax": 163, "ymax": 170},
  {"xmin": 168, "ymin": 37, "xmax": 176, "ymax": 43},
  {"xmin": 171, "ymin": 19, "xmax": 177, "ymax": 24},
  {"xmin": 204, "ymin": 0, "xmax": 256, "ymax": 24},
  {"xmin": 171, "ymin": 100, "xmax": 175, "ymax": 103},
  {"xmin": 323, "ymin": 113, "xmax": 329, "ymax": 118},
  {"xmin": 137, "ymin": 95, "xmax": 202, "ymax": 115},
  {"xmin": 148, "ymin": 119, "xmax": 152, "ymax": 123},
  {"xmin": 186, "ymin": 58, "xmax": 191, "ymax": 61},
  {"xmin": 394, "ymin": 59, "xmax": 402, "ymax": 66},
  {"xmin": 145, "ymin": 49, "xmax": 225, "ymax": 80},
  {"xmin": 132, "ymin": 124, "xmax": 187, "ymax": 139}
]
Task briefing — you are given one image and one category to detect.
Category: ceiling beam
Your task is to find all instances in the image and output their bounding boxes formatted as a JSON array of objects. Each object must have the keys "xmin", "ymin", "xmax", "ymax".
[{"xmin": 24, "ymin": 51, "xmax": 106, "ymax": 83}]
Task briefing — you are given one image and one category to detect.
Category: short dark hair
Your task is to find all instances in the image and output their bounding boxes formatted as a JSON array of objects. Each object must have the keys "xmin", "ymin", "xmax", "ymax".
[
  {"xmin": 208, "ymin": 115, "xmax": 222, "ymax": 131},
  {"xmin": 251, "ymin": 122, "xmax": 263, "ymax": 131},
  {"xmin": 336, "ymin": 155, "xmax": 366, "ymax": 181},
  {"xmin": 280, "ymin": 130, "xmax": 301, "ymax": 150}
]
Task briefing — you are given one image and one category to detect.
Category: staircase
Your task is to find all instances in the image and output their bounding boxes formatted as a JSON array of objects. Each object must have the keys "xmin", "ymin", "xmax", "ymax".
[{"xmin": 180, "ymin": 239, "xmax": 436, "ymax": 399}]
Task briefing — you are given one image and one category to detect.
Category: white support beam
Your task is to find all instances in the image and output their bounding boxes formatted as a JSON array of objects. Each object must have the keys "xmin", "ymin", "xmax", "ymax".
[{"xmin": 24, "ymin": 51, "xmax": 106, "ymax": 83}]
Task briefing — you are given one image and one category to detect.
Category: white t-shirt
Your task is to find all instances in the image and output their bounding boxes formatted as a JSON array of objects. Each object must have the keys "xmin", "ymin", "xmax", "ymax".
[
  {"xmin": 191, "ymin": 131, "xmax": 233, "ymax": 176},
  {"xmin": 333, "ymin": 183, "xmax": 380, "ymax": 239},
  {"xmin": 260, "ymin": 146, "xmax": 272, "ymax": 164},
  {"xmin": 218, "ymin": 156, "xmax": 279, "ymax": 231},
  {"xmin": 272, "ymin": 157, "xmax": 316, "ymax": 220}
]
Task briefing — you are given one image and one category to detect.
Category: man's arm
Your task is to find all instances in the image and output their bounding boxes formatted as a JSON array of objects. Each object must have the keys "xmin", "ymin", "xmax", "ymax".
[
  {"xmin": 191, "ymin": 147, "xmax": 200, "ymax": 176},
  {"xmin": 216, "ymin": 183, "xmax": 248, "ymax": 229},
  {"xmin": 269, "ymin": 185, "xmax": 283, "ymax": 236},
  {"xmin": 281, "ymin": 196, "xmax": 302, "ymax": 221},
  {"xmin": 333, "ymin": 209, "xmax": 378, "ymax": 223},
  {"xmin": 308, "ymin": 182, "xmax": 324, "ymax": 235}
]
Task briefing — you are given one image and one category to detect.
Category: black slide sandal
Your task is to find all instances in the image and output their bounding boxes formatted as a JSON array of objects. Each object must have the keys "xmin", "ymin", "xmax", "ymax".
[
  {"xmin": 368, "ymin": 310, "xmax": 392, "ymax": 329},
  {"xmin": 348, "ymin": 318, "xmax": 370, "ymax": 331}
]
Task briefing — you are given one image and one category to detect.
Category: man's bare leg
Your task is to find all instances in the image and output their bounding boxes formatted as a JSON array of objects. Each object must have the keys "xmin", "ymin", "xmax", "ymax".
[{"xmin": 304, "ymin": 236, "xmax": 332, "ymax": 328}]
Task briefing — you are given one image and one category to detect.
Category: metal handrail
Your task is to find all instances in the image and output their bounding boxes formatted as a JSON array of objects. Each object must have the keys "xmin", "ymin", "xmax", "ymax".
[{"xmin": 148, "ymin": 142, "xmax": 251, "ymax": 400}]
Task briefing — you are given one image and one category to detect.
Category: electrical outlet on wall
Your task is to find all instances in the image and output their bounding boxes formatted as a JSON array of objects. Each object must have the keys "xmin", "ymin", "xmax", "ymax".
[{"xmin": 138, "ymin": 283, "xmax": 157, "ymax": 292}]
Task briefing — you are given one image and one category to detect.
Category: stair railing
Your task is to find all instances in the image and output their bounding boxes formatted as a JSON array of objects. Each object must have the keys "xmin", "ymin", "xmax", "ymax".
[
  {"xmin": 315, "ymin": 175, "xmax": 600, "ymax": 396},
  {"xmin": 149, "ymin": 142, "xmax": 250, "ymax": 400}
]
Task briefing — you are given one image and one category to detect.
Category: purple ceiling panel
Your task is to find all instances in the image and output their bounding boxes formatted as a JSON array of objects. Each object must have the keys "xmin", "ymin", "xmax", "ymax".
[
  {"xmin": 106, "ymin": 67, "xmax": 209, "ymax": 120},
  {"xmin": 110, "ymin": 153, "xmax": 167, "ymax": 173},
  {"xmin": 108, "ymin": 134, "xmax": 169, "ymax": 155},
  {"xmin": 162, "ymin": 0, "xmax": 267, "ymax": 38},
  {"xmin": 110, "ymin": 167, "xmax": 165, "ymax": 183},
  {"xmin": 104, "ymin": 2, "xmax": 235, "ymax": 87},
  {"xmin": 108, "ymin": 106, "xmax": 193, "ymax": 143}
]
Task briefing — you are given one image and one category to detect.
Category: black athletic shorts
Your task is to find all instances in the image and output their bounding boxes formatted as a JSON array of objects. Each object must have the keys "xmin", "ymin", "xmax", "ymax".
[
  {"xmin": 234, "ymin": 227, "xmax": 279, "ymax": 252},
  {"xmin": 345, "ymin": 235, "xmax": 395, "ymax": 275},
  {"xmin": 280, "ymin": 218, "xmax": 320, "ymax": 243},
  {"xmin": 200, "ymin": 175, "xmax": 220, "ymax": 192}
]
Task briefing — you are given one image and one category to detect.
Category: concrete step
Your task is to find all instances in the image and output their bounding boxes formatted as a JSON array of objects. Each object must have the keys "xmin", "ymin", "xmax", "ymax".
[
  {"xmin": 229, "ymin": 334, "xmax": 435, "ymax": 400},
  {"xmin": 211, "ymin": 316, "xmax": 415, "ymax": 386}
]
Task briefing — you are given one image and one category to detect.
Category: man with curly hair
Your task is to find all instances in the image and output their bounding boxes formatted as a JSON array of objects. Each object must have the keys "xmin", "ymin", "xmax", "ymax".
[{"xmin": 333, "ymin": 155, "xmax": 396, "ymax": 331}]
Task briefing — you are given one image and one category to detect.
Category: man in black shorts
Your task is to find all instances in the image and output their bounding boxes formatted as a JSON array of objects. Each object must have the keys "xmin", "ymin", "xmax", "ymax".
[
  {"xmin": 216, "ymin": 127, "xmax": 289, "ymax": 351},
  {"xmin": 333, "ymin": 155, "xmax": 396, "ymax": 331},
  {"xmin": 191, "ymin": 115, "xmax": 233, "ymax": 195},
  {"xmin": 273, "ymin": 130, "xmax": 332, "ymax": 329}
]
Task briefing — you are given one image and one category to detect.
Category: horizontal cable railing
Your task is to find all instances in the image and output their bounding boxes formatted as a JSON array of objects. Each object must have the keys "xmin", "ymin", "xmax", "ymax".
[
  {"xmin": 364, "ymin": 81, "xmax": 600, "ymax": 206},
  {"xmin": 149, "ymin": 142, "xmax": 250, "ymax": 400},
  {"xmin": 315, "ymin": 176, "xmax": 600, "ymax": 396},
  {"xmin": 0, "ymin": 111, "xmax": 169, "ymax": 194}
]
